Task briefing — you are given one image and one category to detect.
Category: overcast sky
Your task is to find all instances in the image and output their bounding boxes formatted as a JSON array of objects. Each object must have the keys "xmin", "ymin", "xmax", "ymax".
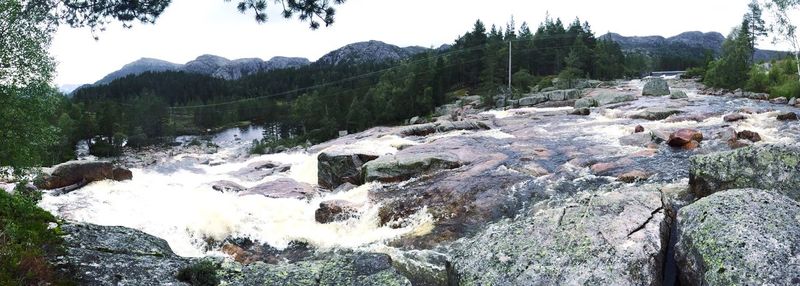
[{"xmin": 50, "ymin": 0, "xmax": 796, "ymax": 86}]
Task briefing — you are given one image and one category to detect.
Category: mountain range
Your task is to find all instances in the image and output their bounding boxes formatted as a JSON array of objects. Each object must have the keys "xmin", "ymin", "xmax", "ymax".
[
  {"xmin": 70, "ymin": 32, "xmax": 791, "ymax": 93},
  {"xmin": 599, "ymin": 31, "xmax": 789, "ymax": 62}
]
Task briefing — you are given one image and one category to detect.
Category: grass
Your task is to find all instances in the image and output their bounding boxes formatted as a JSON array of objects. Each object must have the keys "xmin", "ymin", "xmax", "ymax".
[{"xmin": 0, "ymin": 185, "xmax": 72, "ymax": 285}]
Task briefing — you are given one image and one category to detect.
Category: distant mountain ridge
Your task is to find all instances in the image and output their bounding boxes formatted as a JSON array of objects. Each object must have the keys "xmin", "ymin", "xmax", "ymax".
[
  {"xmin": 90, "ymin": 40, "xmax": 429, "ymax": 88},
  {"xmin": 315, "ymin": 40, "xmax": 429, "ymax": 66},
  {"xmin": 600, "ymin": 31, "xmax": 789, "ymax": 62}
]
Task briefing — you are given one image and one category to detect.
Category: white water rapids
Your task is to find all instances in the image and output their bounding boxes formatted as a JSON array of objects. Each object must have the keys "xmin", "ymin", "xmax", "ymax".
[{"xmin": 39, "ymin": 132, "xmax": 434, "ymax": 257}]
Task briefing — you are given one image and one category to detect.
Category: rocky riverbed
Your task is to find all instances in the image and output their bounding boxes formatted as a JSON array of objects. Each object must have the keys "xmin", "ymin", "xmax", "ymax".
[{"xmin": 38, "ymin": 79, "xmax": 800, "ymax": 285}]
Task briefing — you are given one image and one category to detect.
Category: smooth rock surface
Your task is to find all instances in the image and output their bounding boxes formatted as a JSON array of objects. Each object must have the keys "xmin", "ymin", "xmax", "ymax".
[{"xmin": 642, "ymin": 78, "xmax": 670, "ymax": 96}]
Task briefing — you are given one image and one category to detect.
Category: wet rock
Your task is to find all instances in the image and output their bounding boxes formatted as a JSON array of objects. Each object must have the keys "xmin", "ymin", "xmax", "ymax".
[
  {"xmin": 518, "ymin": 94, "xmax": 549, "ymax": 106},
  {"xmin": 363, "ymin": 152, "xmax": 462, "ymax": 183},
  {"xmin": 219, "ymin": 238, "xmax": 312, "ymax": 265},
  {"xmin": 617, "ymin": 170, "xmax": 650, "ymax": 183},
  {"xmin": 37, "ymin": 161, "xmax": 129, "ymax": 190},
  {"xmin": 689, "ymin": 144, "xmax": 800, "ymax": 200},
  {"xmin": 391, "ymin": 249, "xmax": 455, "ymax": 286},
  {"xmin": 675, "ymin": 189, "xmax": 800, "ymax": 286},
  {"xmin": 682, "ymin": 140, "xmax": 700, "ymax": 150},
  {"xmin": 318, "ymin": 149, "xmax": 380, "ymax": 189},
  {"xmin": 790, "ymin": 97, "xmax": 797, "ymax": 105},
  {"xmin": 727, "ymin": 139, "xmax": 752, "ymax": 149},
  {"xmin": 642, "ymin": 78, "xmax": 670, "ymax": 96},
  {"xmin": 52, "ymin": 223, "xmax": 190, "ymax": 285},
  {"xmin": 736, "ymin": 130, "xmax": 761, "ymax": 142},
  {"xmin": 590, "ymin": 162, "xmax": 617, "ymax": 175},
  {"xmin": 667, "ymin": 129, "xmax": 703, "ymax": 147},
  {"xmin": 231, "ymin": 161, "xmax": 291, "ymax": 181},
  {"xmin": 776, "ymin": 111, "xmax": 798, "ymax": 121},
  {"xmin": 670, "ymin": 90, "xmax": 688, "ymax": 99},
  {"xmin": 570, "ymin": 107, "xmax": 590, "ymax": 116},
  {"xmin": 219, "ymin": 251, "xmax": 410, "ymax": 285},
  {"xmin": 593, "ymin": 91, "xmax": 636, "ymax": 106},
  {"xmin": 240, "ymin": 178, "xmax": 320, "ymax": 200},
  {"xmin": 398, "ymin": 120, "xmax": 489, "ymax": 137},
  {"xmin": 449, "ymin": 190, "xmax": 668, "ymax": 285},
  {"xmin": 630, "ymin": 108, "xmax": 682, "ymax": 121},
  {"xmin": 111, "ymin": 167, "xmax": 133, "ymax": 181},
  {"xmin": 722, "ymin": 112, "xmax": 746, "ymax": 122},
  {"xmin": 771, "ymin": 97, "xmax": 789, "ymax": 104},
  {"xmin": 619, "ymin": 132, "xmax": 656, "ymax": 147},
  {"xmin": 334, "ymin": 182, "xmax": 358, "ymax": 193},
  {"xmin": 717, "ymin": 127, "xmax": 738, "ymax": 142},
  {"xmin": 634, "ymin": 125, "xmax": 645, "ymax": 133},
  {"xmin": 408, "ymin": 116, "xmax": 426, "ymax": 125},
  {"xmin": 315, "ymin": 200, "xmax": 360, "ymax": 223},
  {"xmin": 211, "ymin": 180, "xmax": 246, "ymax": 193},
  {"xmin": 574, "ymin": 97, "xmax": 597, "ymax": 108}
]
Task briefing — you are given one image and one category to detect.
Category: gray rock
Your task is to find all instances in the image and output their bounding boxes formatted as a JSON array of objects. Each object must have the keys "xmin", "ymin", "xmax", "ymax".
[
  {"xmin": 574, "ymin": 97, "xmax": 597, "ymax": 108},
  {"xmin": 212, "ymin": 180, "xmax": 246, "ymax": 193},
  {"xmin": 771, "ymin": 97, "xmax": 789, "ymax": 104},
  {"xmin": 570, "ymin": 107, "xmax": 590, "ymax": 116},
  {"xmin": 675, "ymin": 189, "xmax": 800, "ymax": 285},
  {"xmin": 318, "ymin": 149, "xmax": 380, "ymax": 189},
  {"xmin": 53, "ymin": 223, "xmax": 191, "ymax": 285},
  {"xmin": 619, "ymin": 132, "xmax": 658, "ymax": 147},
  {"xmin": 220, "ymin": 252, "xmax": 411, "ymax": 286},
  {"xmin": 642, "ymin": 78, "xmax": 670, "ymax": 96},
  {"xmin": 689, "ymin": 144, "xmax": 800, "ymax": 200},
  {"xmin": 790, "ymin": 97, "xmax": 797, "ymax": 105},
  {"xmin": 315, "ymin": 200, "xmax": 360, "ymax": 223},
  {"xmin": 722, "ymin": 112, "xmax": 746, "ymax": 122},
  {"xmin": 363, "ymin": 152, "xmax": 462, "ymax": 183},
  {"xmin": 240, "ymin": 178, "xmax": 320, "ymax": 200},
  {"xmin": 449, "ymin": 190, "xmax": 668, "ymax": 285},
  {"xmin": 593, "ymin": 91, "xmax": 636, "ymax": 106},
  {"xmin": 397, "ymin": 120, "xmax": 489, "ymax": 137},
  {"xmin": 518, "ymin": 94, "xmax": 549, "ymax": 106},
  {"xmin": 317, "ymin": 40, "xmax": 426, "ymax": 66},
  {"xmin": 95, "ymin": 58, "xmax": 183, "ymax": 85},
  {"xmin": 670, "ymin": 90, "xmax": 688, "ymax": 99},
  {"xmin": 630, "ymin": 108, "xmax": 683, "ymax": 120}
]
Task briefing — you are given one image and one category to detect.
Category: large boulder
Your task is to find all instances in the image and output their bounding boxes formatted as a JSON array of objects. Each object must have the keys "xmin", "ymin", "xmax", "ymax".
[
  {"xmin": 630, "ymin": 108, "xmax": 682, "ymax": 121},
  {"xmin": 315, "ymin": 200, "xmax": 360, "ymax": 223},
  {"xmin": 52, "ymin": 223, "xmax": 191, "ymax": 285},
  {"xmin": 37, "ymin": 161, "xmax": 130, "ymax": 190},
  {"xmin": 239, "ymin": 178, "xmax": 320, "ymax": 200},
  {"xmin": 449, "ymin": 190, "xmax": 668, "ymax": 285},
  {"xmin": 689, "ymin": 144, "xmax": 800, "ymax": 200},
  {"xmin": 574, "ymin": 97, "xmax": 597, "ymax": 108},
  {"xmin": 642, "ymin": 78, "xmax": 670, "ymax": 96},
  {"xmin": 675, "ymin": 189, "xmax": 800, "ymax": 285},
  {"xmin": 593, "ymin": 91, "xmax": 636, "ymax": 106},
  {"xmin": 518, "ymin": 94, "xmax": 549, "ymax": 106},
  {"xmin": 318, "ymin": 148, "xmax": 380, "ymax": 189},
  {"xmin": 363, "ymin": 152, "xmax": 462, "ymax": 183},
  {"xmin": 670, "ymin": 90, "xmax": 688, "ymax": 99},
  {"xmin": 667, "ymin": 129, "xmax": 703, "ymax": 148}
]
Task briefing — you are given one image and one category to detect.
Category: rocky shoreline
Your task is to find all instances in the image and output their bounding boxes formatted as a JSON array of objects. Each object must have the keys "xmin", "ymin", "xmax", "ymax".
[{"xmin": 42, "ymin": 79, "xmax": 800, "ymax": 285}]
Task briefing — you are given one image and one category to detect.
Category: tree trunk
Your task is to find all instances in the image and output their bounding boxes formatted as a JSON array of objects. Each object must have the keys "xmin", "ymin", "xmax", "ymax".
[{"xmin": 796, "ymin": 50, "xmax": 800, "ymax": 83}]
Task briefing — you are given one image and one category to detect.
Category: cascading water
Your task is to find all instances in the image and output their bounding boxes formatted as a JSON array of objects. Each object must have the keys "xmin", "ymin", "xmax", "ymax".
[{"xmin": 39, "ymin": 132, "xmax": 434, "ymax": 257}]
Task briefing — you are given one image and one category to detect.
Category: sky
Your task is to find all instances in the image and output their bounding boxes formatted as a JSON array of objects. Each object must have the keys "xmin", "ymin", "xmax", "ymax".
[{"xmin": 49, "ymin": 0, "xmax": 797, "ymax": 87}]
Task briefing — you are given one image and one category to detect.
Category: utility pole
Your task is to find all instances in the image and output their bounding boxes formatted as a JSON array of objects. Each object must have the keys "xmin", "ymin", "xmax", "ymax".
[{"xmin": 508, "ymin": 40, "xmax": 512, "ymax": 93}]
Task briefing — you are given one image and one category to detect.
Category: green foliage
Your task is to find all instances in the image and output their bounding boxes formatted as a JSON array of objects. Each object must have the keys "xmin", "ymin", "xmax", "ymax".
[
  {"xmin": 176, "ymin": 261, "xmax": 220, "ymax": 286},
  {"xmin": 745, "ymin": 65, "xmax": 770, "ymax": 92},
  {"xmin": 0, "ymin": 189, "xmax": 71, "ymax": 285},
  {"xmin": 683, "ymin": 66, "xmax": 707, "ymax": 79},
  {"xmin": 512, "ymin": 69, "xmax": 535, "ymax": 92},
  {"xmin": 770, "ymin": 79, "xmax": 800, "ymax": 98},
  {"xmin": 704, "ymin": 23, "xmax": 754, "ymax": 89}
]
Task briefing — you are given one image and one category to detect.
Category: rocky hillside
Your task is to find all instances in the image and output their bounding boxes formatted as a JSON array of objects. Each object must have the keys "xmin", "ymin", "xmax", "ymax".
[
  {"xmin": 315, "ymin": 40, "xmax": 428, "ymax": 66},
  {"xmin": 601, "ymin": 31, "xmax": 789, "ymax": 62},
  {"xmin": 94, "ymin": 55, "xmax": 310, "ymax": 85},
  {"xmin": 42, "ymin": 78, "xmax": 800, "ymax": 285}
]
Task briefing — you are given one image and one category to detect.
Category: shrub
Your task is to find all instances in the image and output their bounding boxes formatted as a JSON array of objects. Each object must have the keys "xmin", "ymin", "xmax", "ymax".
[
  {"xmin": 769, "ymin": 80, "xmax": 800, "ymax": 99},
  {"xmin": 0, "ymin": 189, "xmax": 70, "ymax": 285},
  {"xmin": 176, "ymin": 261, "xmax": 219, "ymax": 286}
]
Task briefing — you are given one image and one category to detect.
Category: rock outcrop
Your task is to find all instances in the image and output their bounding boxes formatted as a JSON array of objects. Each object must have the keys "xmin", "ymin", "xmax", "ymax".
[
  {"xmin": 449, "ymin": 190, "xmax": 668, "ymax": 285},
  {"xmin": 239, "ymin": 178, "xmax": 320, "ymax": 200},
  {"xmin": 689, "ymin": 144, "xmax": 800, "ymax": 200},
  {"xmin": 675, "ymin": 189, "xmax": 800, "ymax": 285},
  {"xmin": 318, "ymin": 148, "xmax": 380, "ymax": 189},
  {"xmin": 670, "ymin": 90, "xmax": 688, "ymax": 99},
  {"xmin": 37, "ymin": 161, "xmax": 132, "ymax": 190},
  {"xmin": 631, "ymin": 108, "xmax": 683, "ymax": 120}
]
